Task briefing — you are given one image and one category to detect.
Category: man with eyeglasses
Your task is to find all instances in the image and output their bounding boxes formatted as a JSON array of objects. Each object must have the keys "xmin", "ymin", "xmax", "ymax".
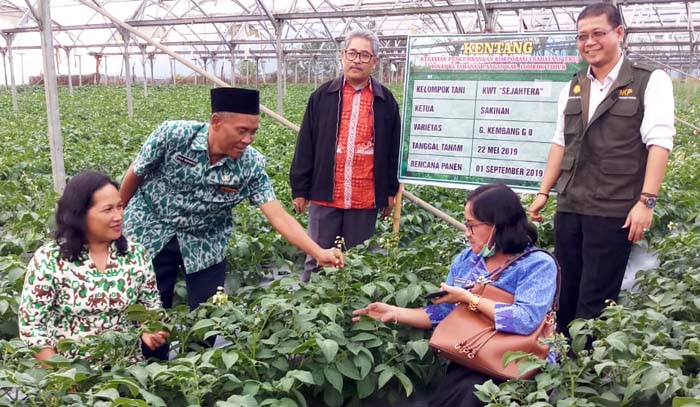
[
  {"xmin": 290, "ymin": 29, "xmax": 401, "ymax": 282},
  {"xmin": 529, "ymin": 3, "xmax": 675, "ymax": 338}
]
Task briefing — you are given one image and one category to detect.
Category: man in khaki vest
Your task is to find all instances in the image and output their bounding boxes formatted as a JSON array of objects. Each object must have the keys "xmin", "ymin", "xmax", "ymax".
[{"xmin": 528, "ymin": 3, "xmax": 675, "ymax": 337}]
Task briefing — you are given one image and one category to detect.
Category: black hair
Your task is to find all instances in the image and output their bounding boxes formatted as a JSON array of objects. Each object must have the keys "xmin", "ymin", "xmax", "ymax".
[
  {"xmin": 577, "ymin": 2, "xmax": 622, "ymax": 28},
  {"xmin": 54, "ymin": 171, "xmax": 127, "ymax": 261},
  {"xmin": 467, "ymin": 184, "xmax": 537, "ymax": 254}
]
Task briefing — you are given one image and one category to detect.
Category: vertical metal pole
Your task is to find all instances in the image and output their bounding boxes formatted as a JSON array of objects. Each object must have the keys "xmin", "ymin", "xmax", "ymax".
[
  {"xmin": 2, "ymin": 51, "xmax": 7, "ymax": 87},
  {"xmin": 275, "ymin": 20, "xmax": 284, "ymax": 115},
  {"xmin": 307, "ymin": 60, "xmax": 311, "ymax": 83},
  {"xmin": 170, "ymin": 58, "xmax": 175, "ymax": 84},
  {"xmin": 3, "ymin": 34, "xmax": 18, "ymax": 112},
  {"xmin": 230, "ymin": 52, "xmax": 235, "ymax": 86},
  {"xmin": 255, "ymin": 57, "xmax": 259, "ymax": 88},
  {"xmin": 93, "ymin": 54, "xmax": 101, "ymax": 85},
  {"xmin": 294, "ymin": 62, "xmax": 298, "ymax": 83},
  {"xmin": 314, "ymin": 57, "xmax": 318, "ymax": 87},
  {"xmin": 120, "ymin": 29, "xmax": 133, "ymax": 119},
  {"xmin": 18, "ymin": 53, "xmax": 24, "ymax": 86},
  {"xmin": 104, "ymin": 55, "xmax": 108, "ymax": 85},
  {"xmin": 148, "ymin": 53, "xmax": 155, "ymax": 84},
  {"xmin": 77, "ymin": 54, "xmax": 82, "ymax": 86},
  {"xmin": 246, "ymin": 59, "xmax": 249, "ymax": 85},
  {"xmin": 140, "ymin": 49, "xmax": 147, "ymax": 97},
  {"xmin": 65, "ymin": 48, "xmax": 73, "ymax": 96},
  {"xmin": 38, "ymin": 0, "xmax": 66, "ymax": 193},
  {"xmin": 17, "ymin": 53, "xmax": 23, "ymax": 85}
]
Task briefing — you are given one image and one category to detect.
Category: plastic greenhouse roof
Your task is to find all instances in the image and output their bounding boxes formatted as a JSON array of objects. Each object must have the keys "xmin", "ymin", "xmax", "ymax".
[{"xmin": 0, "ymin": 0, "xmax": 698, "ymax": 78}]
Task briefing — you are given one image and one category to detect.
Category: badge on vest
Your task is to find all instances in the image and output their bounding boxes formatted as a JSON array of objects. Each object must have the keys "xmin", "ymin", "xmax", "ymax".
[
  {"xmin": 573, "ymin": 84, "xmax": 581, "ymax": 95},
  {"xmin": 175, "ymin": 154, "xmax": 197, "ymax": 167},
  {"xmin": 618, "ymin": 88, "xmax": 636, "ymax": 100}
]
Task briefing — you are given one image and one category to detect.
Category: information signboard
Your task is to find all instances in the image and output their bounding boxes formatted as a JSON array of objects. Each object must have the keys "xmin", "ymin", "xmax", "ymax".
[{"xmin": 399, "ymin": 33, "xmax": 584, "ymax": 192}]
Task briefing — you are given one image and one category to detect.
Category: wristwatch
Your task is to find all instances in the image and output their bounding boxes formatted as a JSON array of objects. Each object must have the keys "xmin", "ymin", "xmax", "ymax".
[{"xmin": 639, "ymin": 194, "xmax": 657, "ymax": 209}]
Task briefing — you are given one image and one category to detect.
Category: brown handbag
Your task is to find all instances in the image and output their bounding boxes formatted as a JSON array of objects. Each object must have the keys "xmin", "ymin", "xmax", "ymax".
[{"xmin": 428, "ymin": 249, "xmax": 560, "ymax": 380}]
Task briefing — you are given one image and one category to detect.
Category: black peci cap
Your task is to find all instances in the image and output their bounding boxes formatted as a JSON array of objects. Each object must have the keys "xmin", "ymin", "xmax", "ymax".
[{"xmin": 211, "ymin": 87, "xmax": 260, "ymax": 115}]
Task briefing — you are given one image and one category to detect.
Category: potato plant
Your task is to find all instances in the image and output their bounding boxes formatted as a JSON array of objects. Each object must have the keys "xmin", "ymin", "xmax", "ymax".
[{"xmin": 0, "ymin": 83, "xmax": 698, "ymax": 406}]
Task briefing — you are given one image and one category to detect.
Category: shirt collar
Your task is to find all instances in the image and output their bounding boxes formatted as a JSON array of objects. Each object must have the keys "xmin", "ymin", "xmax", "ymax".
[
  {"xmin": 192, "ymin": 124, "xmax": 238, "ymax": 170},
  {"xmin": 586, "ymin": 53, "xmax": 624, "ymax": 85},
  {"xmin": 191, "ymin": 124, "xmax": 209, "ymax": 152},
  {"xmin": 342, "ymin": 76, "xmax": 373, "ymax": 92}
]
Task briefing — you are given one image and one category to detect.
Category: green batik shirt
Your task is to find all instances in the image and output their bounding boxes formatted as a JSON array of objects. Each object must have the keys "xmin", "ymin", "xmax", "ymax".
[
  {"xmin": 123, "ymin": 120, "xmax": 276, "ymax": 274},
  {"xmin": 18, "ymin": 240, "xmax": 162, "ymax": 354}
]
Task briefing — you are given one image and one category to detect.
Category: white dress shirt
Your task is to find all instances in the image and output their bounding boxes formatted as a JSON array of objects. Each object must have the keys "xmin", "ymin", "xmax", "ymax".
[{"xmin": 551, "ymin": 55, "xmax": 675, "ymax": 151}]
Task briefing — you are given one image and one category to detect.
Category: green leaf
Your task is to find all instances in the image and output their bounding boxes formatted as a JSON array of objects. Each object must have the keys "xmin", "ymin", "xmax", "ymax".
[
  {"xmin": 502, "ymin": 351, "xmax": 530, "ymax": 367},
  {"xmin": 377, "ymin": 368, "xmax": 394, "ymax": 389},
  {"xmin": 243, "ymin": 381, "xmax": 261, "ymax": 396},
  {"xmin": 594, "ymin": 361, "xmax": 616, "ymax": 376},
  {"xmin": 350, "ymin": 332, "xmax": 377, "ymax": 342},
  {"xmin": 673, "ymin": 397, "xmax": 700, "ymax": 407},
  {"xmin": 353, "ymin": 353, "xmax": 372, "ymax": 379},
  {"xmin": 394, "ymin": 370, "xmax": 414, "ymax": 397},
  {"xmin": 360, "ymin": 283, "xmax": 377, "ymax": 298},
  {"xmin": 287, "ymin": 370, "xmax": 315, "ymax": 385},
  {"xmin": 323, "ymin": 366, "xmax": 343, "ymax": 393},
  {"xmin": 336, "ymin": 357, "xmax": 361, "ymax": 380},
  {"xmin": 112, "ymin": 399, "xmax": 149, "ymax": 407},
  {"xmin": 218, "ymin": 394, "xmax": 259, "ymax": 407},
  {"xmin": 351, "ymin": 317, "xmax": 378, "ymax": 331},
  {"xmin": 126, "ymin": 365, "xmax": 149, "ymax": 387},
  {"xmin": 94, "ymin": 388, "xmax": 120, "ymax": 401},
  {"xmin": 408, "ymin": 340, "xmax": 429, "ymax": 359},
  {"xmin": 139, "ymin": 389, "xmax": 166, "ymax": 407},
  {"xmin": 605, "ymin": 332, "xmax": 628, "ymax": 352},
  {"xmin": 595, "ymin": 392, "xmax": 620, "ymax": 403},
  {"xmin": 517, "ymin": 360, "xmax": 542, "ymax": 377},
  {"xmin": 319, "ymin": 304, "xmax": 337, "ymax": 322},
  {"xmin": 318, "ymin": 339, "xmax": 339, "ymax": 362},
  {"xmin": 640, "ymin": 369, "xmax": 670, "ymax": 392},
  {"xmin": 357, "ymin": 374, "xmax": 376, "ymax": 399},
  {"xmin": 277, "ymin": 377, "xmax": 295, "ymax": 392},
  {"xmin": 222, "ymin": 351, "xmax": 239, "ymax": 369},
  {"xmin": 322, "ymin": 387, "xmax": 343, "ymax": 407},
  {"xmin": 191, "ymin": 319, "xmax": 216, "ymax": 332}
]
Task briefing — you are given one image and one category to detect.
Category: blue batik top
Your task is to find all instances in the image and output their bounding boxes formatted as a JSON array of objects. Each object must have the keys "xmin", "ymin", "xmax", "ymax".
[{"xmin": 424, "ymin": 247, "xmax": 557, "ymax": 336}]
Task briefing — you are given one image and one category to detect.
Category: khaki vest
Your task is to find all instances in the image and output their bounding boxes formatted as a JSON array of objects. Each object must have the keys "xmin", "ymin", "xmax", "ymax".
[{"xmin": 556, "ymin": 58, "xmax": 654, "ymax": 218}]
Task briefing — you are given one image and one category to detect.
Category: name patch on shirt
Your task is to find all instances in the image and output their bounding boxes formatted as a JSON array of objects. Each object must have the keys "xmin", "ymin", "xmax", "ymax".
[
  {"xmin": 218, "ymin": 185, "xmax": 239, "ymax": 193},
  {"xmin": 453, "ymin": 277, "xmax": 469, "ymax": 286},
  {"xmin": 175, "ymin": 154, "xmax": 197, "ymax": 167}
]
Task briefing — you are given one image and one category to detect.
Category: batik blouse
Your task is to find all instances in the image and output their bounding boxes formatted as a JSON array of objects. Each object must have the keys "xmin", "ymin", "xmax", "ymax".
[{"xmin": 18, "ymin": 240, "xmax": 162, "ymax": 353}]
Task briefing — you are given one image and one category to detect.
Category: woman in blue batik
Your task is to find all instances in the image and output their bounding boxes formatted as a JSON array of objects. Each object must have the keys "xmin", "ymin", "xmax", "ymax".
[{"xmin": 353, "ymin": 183, "xmax": 557, "ymax": 407}]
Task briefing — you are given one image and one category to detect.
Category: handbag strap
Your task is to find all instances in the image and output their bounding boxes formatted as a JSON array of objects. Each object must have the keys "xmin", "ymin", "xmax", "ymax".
[{"xmin": 481, "ymin": 248, "xmax": 562, "ymax": 313}]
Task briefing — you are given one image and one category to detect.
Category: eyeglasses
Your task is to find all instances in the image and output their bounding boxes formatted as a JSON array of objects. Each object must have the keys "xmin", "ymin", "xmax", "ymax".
[
  {"xmin": 464, "ymin": 221, "xmax": 490, "ymax": 234},
  {"xmin": 575, "ymin": 27, "xmax": 618, "ymax": 43},
  {"xmin": 344, "ymin": 49, "xmax": 375, "ymax": 63}
]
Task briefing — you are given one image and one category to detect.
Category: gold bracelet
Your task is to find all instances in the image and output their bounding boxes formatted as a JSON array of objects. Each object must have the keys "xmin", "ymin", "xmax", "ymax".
[{"xmin": 469, "ymin": 294, "xmax": 481, "ymax": 312}]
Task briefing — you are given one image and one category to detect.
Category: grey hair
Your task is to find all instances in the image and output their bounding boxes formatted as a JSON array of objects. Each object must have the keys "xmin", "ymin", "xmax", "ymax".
[{"xmin": 343, "ymin": 29, "xmax": 381, "ymax": 56}]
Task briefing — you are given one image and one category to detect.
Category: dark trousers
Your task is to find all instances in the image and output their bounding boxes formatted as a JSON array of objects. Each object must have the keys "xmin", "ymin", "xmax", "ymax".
[
  {"xmin": 142, "ymin": 236, "xmax": 226, "ymax": 360},
  {"xmin": 302, "ymin": 203, "xmax": 378, "ymax": 282},
  {"xmin": 554, "ymin": 212, "xmax": 632, "ymax": 337},
  {"xmin": 429, "ymin": 363, "xmax": 500, "ymax": 407}
]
